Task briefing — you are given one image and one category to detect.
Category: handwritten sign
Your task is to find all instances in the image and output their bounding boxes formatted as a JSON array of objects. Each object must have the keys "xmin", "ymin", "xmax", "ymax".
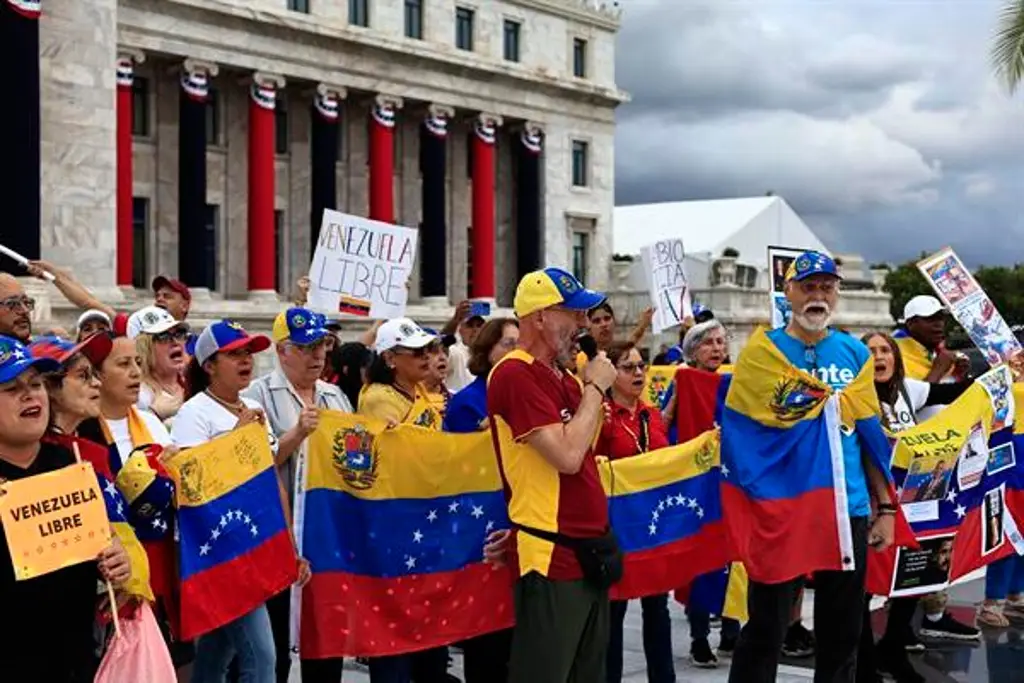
[
  {"xmin": 0, "ymin": 462, "xmax": 110, "ymax": 580},
  {"xmin": 307, "ymin": 210, "xmax": 419, "ymax": 319},
  {"xmin": 640, "ymin": 239, "xmax": 690, "ymax": 333}
]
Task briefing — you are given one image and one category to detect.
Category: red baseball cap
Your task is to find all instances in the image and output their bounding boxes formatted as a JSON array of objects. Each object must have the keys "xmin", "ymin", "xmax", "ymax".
[{"xmin": 152, "ymin": 275, "xmax": 192, "ymax": 301}]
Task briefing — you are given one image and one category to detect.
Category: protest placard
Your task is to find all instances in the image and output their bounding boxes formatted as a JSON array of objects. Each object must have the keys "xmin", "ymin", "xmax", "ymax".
[
  {"xmin": 890, "ymin": 534, "xmax": 954, "ymax": 597},
  {"xmin": 918, "ymin": 247, "xmax": 1022, "ymax": 368},
  {"xmin": 767, "ymin": 245, "xmax": 803, "ymax": 328},
  {"xmin": 0, "ymin": 462, "xmax": 110, "ymax": 580},
  {"xmin": 640, "ymin": 238, "xmax": 691, "ymax": 333},
  {"xmin": 307, "ymin": 209, "xmax": 419, "ymax": 319}
]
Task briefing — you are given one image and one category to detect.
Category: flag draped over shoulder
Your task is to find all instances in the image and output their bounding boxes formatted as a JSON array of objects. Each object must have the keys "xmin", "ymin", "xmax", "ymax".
[
  {"xmin": 597, "ymin": 430, "xmax": 729, "ymax": 600},
  {"xmin": 721, "ymin": 327, "xmax": 911, "ymax": 584},
  {"xmin": 300, "ymin": 411, "xmax": 515, "ymax": 659},
  {"xmin": 673, "ymin": 367, "xmax": 732, "ymax": 444},
  {"xmin": 166, "ymin": 424, "xmax": 298, "ymax": 640}
]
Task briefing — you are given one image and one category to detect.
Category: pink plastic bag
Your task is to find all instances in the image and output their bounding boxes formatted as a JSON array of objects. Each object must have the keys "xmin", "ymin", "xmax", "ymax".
[{"xmin": 94, "ymin": 601, "xmax": 177, "ymax": 683}]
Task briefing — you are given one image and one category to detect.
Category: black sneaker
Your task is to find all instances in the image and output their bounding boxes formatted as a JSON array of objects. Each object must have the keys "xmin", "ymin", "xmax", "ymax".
[
  {"xmin": 717, "ymin": 631, "xmax": 737, "ymax": 658},
  {"xmin": 781, "ymin": 622, "xmax": 815, "ymax": 658},
  {"xmin": 919, "ymin": 612, "xmax": 981, "ymax": 641},
  {"xmin": 690, "ymin": 638, "xmax": 719, "ymax": 668}
]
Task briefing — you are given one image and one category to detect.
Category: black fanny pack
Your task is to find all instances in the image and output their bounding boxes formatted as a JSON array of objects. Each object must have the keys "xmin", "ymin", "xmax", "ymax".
[{"xmin": 516, "ymin": 524, "xmax": 624, "ymax": 590}]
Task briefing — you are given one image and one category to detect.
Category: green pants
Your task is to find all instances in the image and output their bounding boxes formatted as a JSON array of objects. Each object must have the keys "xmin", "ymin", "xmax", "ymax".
[{"xmin": 507, "ymin": 572, "xmax": 610, "ymax": 683}]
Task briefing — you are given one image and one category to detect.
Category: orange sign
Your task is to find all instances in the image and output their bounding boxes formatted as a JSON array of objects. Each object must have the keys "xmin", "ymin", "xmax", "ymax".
[{"xmin": 0, "ymin": 462, "xmax": 111, "ymax": 580}]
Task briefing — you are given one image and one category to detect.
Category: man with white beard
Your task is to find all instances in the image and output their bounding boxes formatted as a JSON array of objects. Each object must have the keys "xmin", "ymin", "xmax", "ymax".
[{"xmin": 726, "ymin": 251, "xmax": 895, "ymax": 683}]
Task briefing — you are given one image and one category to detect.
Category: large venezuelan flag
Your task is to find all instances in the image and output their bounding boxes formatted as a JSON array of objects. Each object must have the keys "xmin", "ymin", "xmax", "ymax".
[
  {"xmin": 721, "ymin": 327, "xmax": 910, "ymax": 584},
  {"xmin": 598, "ymin": 429, "xmax": 730, "ymax": 600},
  {"xmin": 300, "ymin": 411, "xmax": 515, "ymax": 659},
  {"xmin": 167, "ymin": 424, "xmax": 298, "ymax": 640}
]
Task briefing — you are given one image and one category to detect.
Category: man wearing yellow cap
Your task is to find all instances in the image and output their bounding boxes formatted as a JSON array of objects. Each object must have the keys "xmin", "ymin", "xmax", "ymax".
[{"xmin": 487, "ymin": 267, "xmax": 620, "ymax": 683}]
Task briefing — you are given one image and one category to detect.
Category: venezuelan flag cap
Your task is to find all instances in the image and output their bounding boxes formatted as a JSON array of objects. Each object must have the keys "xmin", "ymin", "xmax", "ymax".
[
  {"xmin": 272, "ymin": 307, "xmax": 329, "ymax": 346},
  {"xmin": 785, "ymin": 251, "xmax": 841, "ymax": 282},
  {"xmin": 0, "ymin": 335, "xmax": 60, "ymax": 383},
  {"xmin": 194, "ymin": 319, "xmax": 272, "ymax": 365},
  {"xmin": 513, "ymin": 267, "xmax": 605, "ymax": 318},
  {"xmin": 29, "ymin": 332, "xmax": 112, "ymax": 368}
]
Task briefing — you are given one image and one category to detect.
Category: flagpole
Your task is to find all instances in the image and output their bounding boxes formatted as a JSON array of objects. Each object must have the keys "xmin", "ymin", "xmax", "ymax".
[{"xmin": 72, "ymin": 441, "xmax": 121, "ymax": 638}]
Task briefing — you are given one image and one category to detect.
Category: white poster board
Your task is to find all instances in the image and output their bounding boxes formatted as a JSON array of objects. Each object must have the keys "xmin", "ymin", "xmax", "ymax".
[
  {"xmin": 640, "ymin": 238, "xmax": 690, "ymax": 333},
  {"xmin": 307, "ymin": 209, "xmax": 418, "ymax": 319}
]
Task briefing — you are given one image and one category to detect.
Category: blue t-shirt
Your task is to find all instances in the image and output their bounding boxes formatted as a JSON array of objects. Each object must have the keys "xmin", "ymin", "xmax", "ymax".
[
  {"xmin": 766, "ymin": 328, "xmax": 871, "ymax": 517},
  {"xmin": 442, "ymin": 375, "xmax": 488, "ymax": 434}
]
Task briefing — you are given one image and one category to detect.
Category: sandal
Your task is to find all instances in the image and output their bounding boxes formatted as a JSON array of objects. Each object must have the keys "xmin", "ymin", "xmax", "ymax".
[{"xmin": 977, "ymin": 601, "xmax": 1011, "ymax": 628}]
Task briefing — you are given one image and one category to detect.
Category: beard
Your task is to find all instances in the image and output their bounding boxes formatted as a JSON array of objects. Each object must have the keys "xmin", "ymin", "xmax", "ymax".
[{"xmin": 794, "ymin": 302, "xmax": 832, "ymax": 332}]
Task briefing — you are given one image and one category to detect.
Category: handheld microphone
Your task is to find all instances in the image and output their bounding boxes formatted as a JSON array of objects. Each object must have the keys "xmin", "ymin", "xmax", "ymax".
[{"xmin": 578, "ymin": 333, "xmax": 598, "ymax": 360}]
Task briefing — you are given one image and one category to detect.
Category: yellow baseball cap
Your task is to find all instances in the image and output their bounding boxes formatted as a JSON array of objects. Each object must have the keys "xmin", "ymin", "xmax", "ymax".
[{"xmin": 513, "ymin": 267, "xmax": 606, "ymax": 318}]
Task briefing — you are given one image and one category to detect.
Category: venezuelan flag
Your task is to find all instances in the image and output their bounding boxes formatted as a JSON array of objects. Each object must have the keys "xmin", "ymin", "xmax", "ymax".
[
  {"xmin": 682, "ymin": 562, "xmax": 749, "ymax": 623},
  {"xmin": 599, "ymin": 430, "xmax": 729, "ymax": 601},
  {"xmin": 167, "ymin": 424, "xmax": 298, "ymax": 640},
  {"xmin": 300, "ymin": 411, "xmax": 514, "ymax": 659},
  {"xmin": 721, "ymin": 327, "xmax": 909, "ymax": 584},
  {"xmin": 672, "ymin": 366, "xmax": 733, "ymax": 444},
  {"xmin": 339, "ymin": 295, "xmax": 371, "ymax": 317}
]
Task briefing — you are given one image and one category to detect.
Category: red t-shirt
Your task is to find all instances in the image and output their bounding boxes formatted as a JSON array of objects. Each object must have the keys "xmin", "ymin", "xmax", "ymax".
[
  {"xmin": 487, "ymin": 350, "xmax": 608, "ymax": 580},
  {"xmin": 595, "ymin": 399, "xmax": 669, "ymax": 461}
]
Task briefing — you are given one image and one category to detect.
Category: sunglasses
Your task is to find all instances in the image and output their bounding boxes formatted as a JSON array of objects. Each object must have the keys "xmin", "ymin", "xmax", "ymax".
[
  {"xmin": 152, "ymin": 328, "xmax": 190, "ymax": 344},
  {"xmin": 618, "ymin": 362, "xmax": 647, "ymax": 373},
  {"xmin": 393, "ymin": 346, "xmax": 430, "ymax": 358}
]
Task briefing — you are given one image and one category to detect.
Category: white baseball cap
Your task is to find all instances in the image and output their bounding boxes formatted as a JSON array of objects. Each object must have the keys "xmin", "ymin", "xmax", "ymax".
[
  {"xmin": 76, "ymin": 308, "xmax": 112, "ymax": 330},
  {"xmin": 127, "ymin": 305, "xmax": 184, "ymax": 339},
  {"xmin": 375, "ymin": 318, "xmax": 436, "ymax": 353},
  {"xmin": 902, "ymin": 295, "xmax": 945, "ymax": 323}
]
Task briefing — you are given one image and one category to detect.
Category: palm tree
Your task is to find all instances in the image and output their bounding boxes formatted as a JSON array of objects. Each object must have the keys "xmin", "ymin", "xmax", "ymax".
[{"xmin": 992, "ymin": 0, "xmax": 1024, "ymax": 93}]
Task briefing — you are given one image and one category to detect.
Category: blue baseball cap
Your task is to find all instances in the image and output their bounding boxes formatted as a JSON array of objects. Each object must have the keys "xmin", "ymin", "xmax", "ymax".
[
  {"xmin": 513, "ymin": 267, "xmax": 606, "ymax": 318},
  {"xmin": 786, "ymin": 251, "xmax": 841, "ymax": 282},
  {"xmin": 193, "ymin": 319, "xmax": 271, "ymax": 365},
  {"xmin": 0, "ymin": 335, "xmax": 61, "ymax": 383},
  {"xmin": 271, "ymin": 307, "xmax": 329, "ymax": 346}
]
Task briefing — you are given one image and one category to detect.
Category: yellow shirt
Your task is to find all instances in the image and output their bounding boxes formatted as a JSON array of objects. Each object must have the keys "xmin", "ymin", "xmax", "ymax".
[{"xmin": 357, "ymin": 382, "xmax": 441, "ymax": 430}]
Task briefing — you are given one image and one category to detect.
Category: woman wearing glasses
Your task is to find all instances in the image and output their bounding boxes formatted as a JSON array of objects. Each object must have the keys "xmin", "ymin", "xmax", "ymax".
[{"xmin": 127, "ymin": 306, "xmax": 190, "ymax": 422}]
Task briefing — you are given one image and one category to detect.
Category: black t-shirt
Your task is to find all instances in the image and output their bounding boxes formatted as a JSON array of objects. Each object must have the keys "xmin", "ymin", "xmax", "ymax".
[{"xmin": 0, "ymin": 442, "xmax": 101, "ymax": 682}]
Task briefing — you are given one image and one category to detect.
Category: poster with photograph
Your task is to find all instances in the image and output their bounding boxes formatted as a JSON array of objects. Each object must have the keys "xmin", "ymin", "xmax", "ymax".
[
  {"xmin": 918, "ymin": 247, "xmax": 1022, "ymax": 368},
  {"xmin": 987, "ymin": 442, "xmax": 1016, "ymax": 476},
  {"xmin": 767, "ymin": 246, "xmax": 804, "ymax": 328},
  {"xmin": 900, "ymin": 452, "xmax": 955, "ymax": 505},
  {"xmin": 890, "ymin": 534, "xmax": 955, "ymax": 597},
  {"xmin": 955, "ymin": 421, "xmax": 988, "ymax": 492},
  {"xmin": 983, "ymin": 485, "xmax": 1006, "ymax": 556},
  {"xmin": 978, "ymin": 365, "xmax": 1015, "ymax": 432}
]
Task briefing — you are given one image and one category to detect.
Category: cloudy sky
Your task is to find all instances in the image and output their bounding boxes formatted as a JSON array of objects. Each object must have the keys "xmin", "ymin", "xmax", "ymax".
[{"xmin": 614, "ymin": 0, "xmax": 1024, "ymax": 267}]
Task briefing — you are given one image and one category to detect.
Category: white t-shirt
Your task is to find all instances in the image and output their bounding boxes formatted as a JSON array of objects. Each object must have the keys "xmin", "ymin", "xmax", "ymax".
[
  {"xmin": 171, "ymin": 392, "xmax": 279, "ymax": 452},
  {"xmin": 103, "ymin": 409, "xmax": 173, "ymax": 467},
  {"xmin": 446, "ymin": 340, "xmax": 474, "ymax": 393},
  {"xmin": 883, "ymin": 378, "xmax": 931, "ymax": 433}
]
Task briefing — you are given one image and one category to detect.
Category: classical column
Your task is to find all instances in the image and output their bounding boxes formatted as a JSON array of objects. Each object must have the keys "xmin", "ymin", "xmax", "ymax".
[
  {"xmin": 516, "ymin": 123, "xmax": 544, "ymax": 280},
  {"xmin": 420, "ymin": 104, "xmax": 453, "ymax": 302},
  {"xmin": 0, "ymin": 0, "xmax": 42, "ymax": 268},
  {"xmin": 248, "ymin": 72, "xmax": 285, "ymax": 295},
  {"xmin": 116, "ymin": 51, "xmax": 144, "ymax": 287},
  {"xmin": 470, "ymin": 113, "xmax": 502, "ymax": 300},
  {"xmin": 178, "ymin": 59, "xmax": 217, "ymax": 288},
  {"xmin": 310, "ymin": 84, "xmax": 345, "ymax": 252},
  {"xmin": 368, "ymin": 94, "xmax": 402, "ymax": 223}
]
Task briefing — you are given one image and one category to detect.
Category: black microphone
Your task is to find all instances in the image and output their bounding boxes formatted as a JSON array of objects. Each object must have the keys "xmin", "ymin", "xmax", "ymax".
[
  {"xmin": 638, "ymin": 409, "xmax": 650, "ymax": 452},
  {"xmin": 578, "ymin": 333, "xmax": 598, "ymax": 360}
]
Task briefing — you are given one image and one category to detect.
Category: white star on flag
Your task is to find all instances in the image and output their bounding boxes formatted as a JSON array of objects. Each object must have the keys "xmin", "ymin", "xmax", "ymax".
[
  {"xmin": 104, "ymin": 481, "xmax": 117, "ymax": 497},
  {"xmin": 665, "ymin": 497, "xmax": 676, "ymax": 508},
  {"xmin": 674, "ymin": 494, "xmax": 685, "ymax": 506},
  {"xmin": 250, "ymin": 525, "xmax": 258, "ymax": 536},
  {"xmin": 485, "ymin": 520, "xmax": 495, "ymax": 532},
  {"xmin": 427, "ymin": 510, "xmax": 438, "ymax": 522},
  {"xmin": 721, "ymin": 465, "xmax": 730, "ymax": 478},
  {"xmin": 220, "ymin": 515, "xmax": 228, "ymax": 528},
  {"xmin": 405, "ymin": 555, "xmax": 417, "ymax": 569},
  {"xmin": 657, "ymin": 499, "xmax": 666, "ymax": 512},
  {"xmin": 412, "ymin": 530, "xmax": 423, "ymax": 543},
  {"xmin": 199, "ymin": 543, "xmax": 210, "ymax": 556},
  {"xmin": 652, "ymin": 510, "xmax": 661, "ymax": 522},
  {"xmin": 696, "ymin": 507, "xmax": 705, "ymax": 519},
  {"xmin": 945, "ymin": 489, "xmax": 957, "ymax": 504},
  {"xmin": 211, "ymin": 528, "xmax": 221, "ymax": 540},
  {"xmin": 648, "ymin": 522, "xmax": 658, "ymax": 536},
  {"xmin": 954, "ymin": 504, "xmax": 967, "ymax": 519},
  {"xmin": 448, "ymin": 501, "xmax": 460, "ymax": 513},
  {"xmin": 471, "ymin": 505, "xmax": 484, "ymax": 518},
  {"xmin": 687, "ymin": 498, "xmax": 698, "ymax": 509}
]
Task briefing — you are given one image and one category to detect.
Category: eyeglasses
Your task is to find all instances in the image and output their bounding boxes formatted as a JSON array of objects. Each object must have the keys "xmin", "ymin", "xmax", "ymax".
[
  {"xmin": 0, "ymin": 296, "xmax": 35, "ymax": 312},
  {"xmin": 287, "ymin": 339, "xmax": 328, "ymax": 354},
  {"xmin": 618, "ymin": 362, "xmax": 647, "ymax": 373},
  {"xmin": 152, "ymin": 328, "xmax": 190, "ymax": 344}
]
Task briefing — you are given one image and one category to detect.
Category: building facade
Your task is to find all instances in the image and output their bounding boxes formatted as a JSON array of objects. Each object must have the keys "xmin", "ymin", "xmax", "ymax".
[{"xmin": 7, "ymin": 0, "xmax": 626, "ymax": 309}]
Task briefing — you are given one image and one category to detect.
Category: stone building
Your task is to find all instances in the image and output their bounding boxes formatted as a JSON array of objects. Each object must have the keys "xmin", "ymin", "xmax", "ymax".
[{"xmin": 4, "ymin": 0, "xmax": 626, "ymax": 323}]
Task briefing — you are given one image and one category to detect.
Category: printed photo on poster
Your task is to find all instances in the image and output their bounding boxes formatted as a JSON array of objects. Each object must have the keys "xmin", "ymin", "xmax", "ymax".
[
  {"xmin": 955, "ymin": 422, "xmax": 988, "ymax": 492},
  {"xmin": 900, "ymin": 453, "xmax": 954, "ymax": 505},
  {"xmin": 983, "ymin": 486, "xmax": 1006, "ymax": 556},
  {"xmin": 920, "ymin": 249, "xmax": 979, "ymax": 307},
  {"xmin": 767, "ymin": 246, "xmax": 804, "ymax": 328},
  {"xmin": 890, "ymin": 534, "xmax": 954, "ymax": 597},
  {"xmin": 987, "ymin": 442, "xmax": 1016, "ymax": 476},
  {"xmin": 978, "ymin": 365, "xmax": 1014, "ymax": 432}
]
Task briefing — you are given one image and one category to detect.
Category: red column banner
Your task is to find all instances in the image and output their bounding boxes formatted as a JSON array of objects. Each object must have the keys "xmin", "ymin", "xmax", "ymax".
[
  {"xmin": 471, "ymin": 114, "xmax": 501, "ymax": 300},
  {"xmin": 248, "ymin": 74, "xmax": 280, "ymax": 292},
  {"xmin": 368, "ymin": 96, "xmax": 399, "ymax": 224},
  {"xmin": 115, "ymin": 55, "xmax": 137, "ymax": 287}
]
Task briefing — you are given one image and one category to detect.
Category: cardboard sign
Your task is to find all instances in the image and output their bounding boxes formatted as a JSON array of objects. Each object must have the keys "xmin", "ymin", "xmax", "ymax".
[
  {"xmin": 0, "ymin": 462, "xmax": 110, "ymax": 581},
  {"xmin": 307, "ymin": 210, "xmax": 419, "ymax": 319},
  {"xmin": 640, "ymin": 238, "xmax": 691, "ymax": 333}
]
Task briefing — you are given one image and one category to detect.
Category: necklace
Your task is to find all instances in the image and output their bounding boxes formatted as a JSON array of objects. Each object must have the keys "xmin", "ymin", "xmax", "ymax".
[{"xmin": 204, "ymin": 388, "xmax": 245, "ymax": 413}]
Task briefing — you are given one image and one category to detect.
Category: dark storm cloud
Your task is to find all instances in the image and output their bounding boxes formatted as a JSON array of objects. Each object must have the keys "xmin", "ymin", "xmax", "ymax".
[{"xmin": 614, "ymin": 0, "xmax": 1024, "ymax": 265}]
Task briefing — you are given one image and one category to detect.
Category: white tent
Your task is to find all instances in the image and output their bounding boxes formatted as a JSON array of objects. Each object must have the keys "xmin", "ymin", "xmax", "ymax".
[{"xmin": 613, "ymin": 196, "xmax": 830, "ymax": 289}]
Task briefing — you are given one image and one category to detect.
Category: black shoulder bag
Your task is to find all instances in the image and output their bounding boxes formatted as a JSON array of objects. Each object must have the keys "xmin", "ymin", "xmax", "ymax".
[{"xmin": 515, "ymin": 524, "xmax": 624, "ymax": 591}]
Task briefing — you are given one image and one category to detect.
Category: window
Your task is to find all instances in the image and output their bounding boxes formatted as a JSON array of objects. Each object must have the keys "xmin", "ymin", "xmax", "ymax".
[
  {"xmin": 404, "ymin": 0, "xmax": 422, "ymax": 39},
  {"xmin": 205, "ymin": 88, "xmax": 220, "ymax": 145},
  {"xmin": 275, "ymin": 95, "xmax": 288, "ymax": 155},
  {"xmin": 287, "ymin": 0, "xmax": 309, "ymax": 12},
  {"xmin": 275, "ymin": 210, "xmax": 286, "ymax": 292},
  {"xmin": 349, "ymin": 0, "xmax": 368, "ymax": 26},
  {"xmin": 455, "ymin": 7, "xmax": 474, "ymax": 51},
  {"xmin": 503, "ymin": 20, "xmax": 521, "ymax": 62},
  {"xmin": 131, "ymin": 77, "xmax": 149, "ymax": 136},
  {"xmin": 571, "ymin": 232, "xmax": 589, "ymax": 285},
  {"xmin": 571, "ymin": 140, "xmax": 589, "ymax": 187},
  {"xmin": 202, "ymin": 204, "xmax": 219, "ymax": 291},
  {"xmin": 573, "ymin": 38, "xmax": 587, "ymax": 78},
  {"xmin": 131, "ymin": 197, "xmax": 149, "ymax": 288}
]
